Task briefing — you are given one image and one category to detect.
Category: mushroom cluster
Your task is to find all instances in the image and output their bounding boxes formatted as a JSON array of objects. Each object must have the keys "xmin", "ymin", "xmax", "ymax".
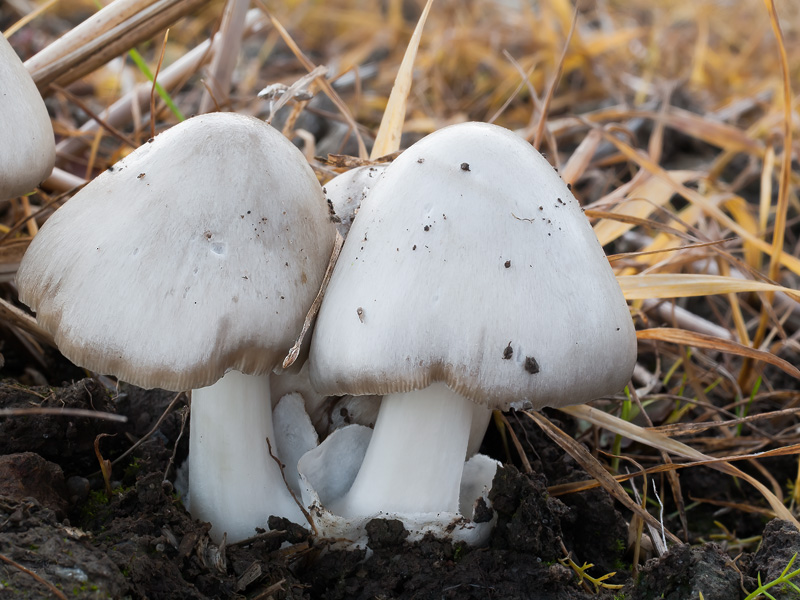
[{"xmin": 17, "ymin": 112, "xmax": 634, "ymax": 547}]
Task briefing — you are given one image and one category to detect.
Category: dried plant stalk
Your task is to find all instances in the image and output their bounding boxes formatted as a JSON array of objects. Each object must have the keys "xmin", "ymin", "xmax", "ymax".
[
  {"xmin": 198, "ymin": 0, "xmax": 250, "ymax": 113},
  {"xmin": 0, "ymin": 297, "xmax": 53, "ymax": 346},
  {"xmin": 54, "ymin": 10, "xmax": 267, "ymax": 159},
  {"xmin": 370, "ymin": 0, "xmax": 434, "ymax": 159},
  {"xmin": 560, "ymin": 404, "xmax": 800, "ymax": 529},
  {"xmin": 26, "ymin": 0, "xmax": 213, "ymax": 93}
]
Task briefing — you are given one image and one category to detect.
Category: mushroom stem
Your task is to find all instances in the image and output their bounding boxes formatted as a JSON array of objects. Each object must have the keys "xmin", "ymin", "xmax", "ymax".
[
  {"xmin": 467, "ymin": 403, "xmax": 493, "ymax": 458},
  {"xmin": 188, "ymin": 370, "xmax": 304, "ymax": 542},
  {"xmin": 331, "ymin": 382, "xmax": 473, "ymax": 517}
]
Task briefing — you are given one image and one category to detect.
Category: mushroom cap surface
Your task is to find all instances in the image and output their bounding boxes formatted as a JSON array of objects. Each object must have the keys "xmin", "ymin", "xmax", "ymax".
[
  {"xmin": 309, "ymin": 122, "xmax": 636, "ymax": 409},
  {"xmin": 0, "ymin": 35, "xmax": 55, "ymax": 201},
  {"xmin": 323, "ymin": 164, "xmax": 387, "ymax": 237},
  {"xmin": 18, "ymin": 112, "xmax": 335, "ymax": 391}
]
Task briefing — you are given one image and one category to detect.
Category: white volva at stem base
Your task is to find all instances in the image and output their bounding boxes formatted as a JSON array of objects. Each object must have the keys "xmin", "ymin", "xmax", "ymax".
[
  {"xmin": 188, "ymin": 370, "xmax": 304, "ymax": 542},
  {"xmin": 331, "ymin": 382, "xmax": 474, "ymax": 517}
]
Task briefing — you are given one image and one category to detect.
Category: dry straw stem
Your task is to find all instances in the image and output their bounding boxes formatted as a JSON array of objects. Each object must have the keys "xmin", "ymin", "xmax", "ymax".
[
  {"xmin": 597, "ymin": 129, "xmax": 800, "ymax": 276},
  {"xmin": 559, "ymin": 404, "xmax": 800, "ymax": 529},
  {"xmin": 590, "ymin": 172, "xmax": 701, "ymax": 247},
  {"xmin": 43, "ymin": 167, "xmax": 87, "ymax": 193},
  {"xmin": 0, "ymin": 553, "xmax": 68, "ymax": 600},
  {"xmin": 259, "ymin": 4, "xmax": 368, "ymax": 159},
  {"xmin": 0, "ymin": 297, "xmax": 54, "ymax": 346},
  {"xmin": 0, "ymin": 407, "xmax": 127, "ymax": 422},
  {"xmin": 548, "ymin": 439, "xmax": 800, "ymax": 497},
  {"xmin": 639, "ymin": 300, "xmax": 733, "ymax": 340},
  {"xmin": 617, "ymin": 273, "xmax": 800, "ymax": 303},
  {"xmin": 198, "ymin": 0, "xmax": 250, "ymax": 113},
  {"xmin": 282, "ymin": 232, "xmax": 344, "ymax": 369},
  {"xmin": 54, "ymin": 9, "xmax": 268, "ymax": 160},
  {"xmin": 636, "ymin": 328, "xmax": 800, "ymax": 380},
  {"xmin": 25, "ymin": 0, "xmax": 213, "ymax": 93},
  {"xmin": 3, "ymin": 0, "xmax": 59, "ymax": 38},
  {"xmin": 745, "ymin": 0, "xmax": 795, "ymax": 386},
  {"xmin": 525, "ymin": 410, "xmax": 682, "ymax": 545},
  {"xmin": 148, "ymin": 28, "xmax": 170, "ymax": 139},
  {"xmin": 530, "ymin": 5, "xmax": 577, "ymax": 151},
  {"xmin": 649, "ymin": 406, "xmax": 800, "ymax": 438},
  {"xmin": 761, "ymin": 0, "xmax": 793, "ymax": 287},
  {"xmin": 370, "ymin": 0, "xmax": 434, "ymax": 159}
]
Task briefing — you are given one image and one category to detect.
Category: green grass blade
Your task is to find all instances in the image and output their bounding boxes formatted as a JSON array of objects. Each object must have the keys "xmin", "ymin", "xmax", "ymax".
[{"xmin": 127, "ymin": 48, "xmax": 185, "ymax": 122}]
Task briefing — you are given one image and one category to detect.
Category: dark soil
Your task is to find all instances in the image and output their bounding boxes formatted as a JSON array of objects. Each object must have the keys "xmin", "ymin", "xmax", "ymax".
[{"xmin": 0, "ymin": 377, "xmax": 795, "ymax": 599}]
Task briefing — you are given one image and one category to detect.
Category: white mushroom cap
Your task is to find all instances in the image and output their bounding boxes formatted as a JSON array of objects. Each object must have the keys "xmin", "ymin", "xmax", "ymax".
[
  {"xmin": 0, "ymin": 35, "xmax": 55, "ymax": 201},
  {"xmin": 310, "ymin": 121, "xmax": 636, "ymax": 410},
  {"xmin": 323, "ymin": 164, "xmax": 388, "ymax": 237},
  {"xmin": 17, "ymin": 112, "xmax": 335, "ymax": 390}
]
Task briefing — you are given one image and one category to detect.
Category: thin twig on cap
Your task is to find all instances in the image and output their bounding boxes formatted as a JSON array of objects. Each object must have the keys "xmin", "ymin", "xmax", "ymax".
[{"xmin": 283, "ymin": 232, "xmax": 344, "ymax": 369}]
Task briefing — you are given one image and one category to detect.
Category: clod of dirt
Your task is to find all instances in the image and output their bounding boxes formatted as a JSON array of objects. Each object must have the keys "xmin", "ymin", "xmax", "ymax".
[
  {"xmin": 365, "ymin": 518, "xmax": 409, "ymax": 548},
  {"xmin": 0, "ymin": 378, "xmax": 124, "ymax": 474},
  {"xmin": 489, "ymin": 465, "xmax": 568, "ymax": 560},
  {"xmin": 557, "ymin": 485, "xmax": 629, "ymax": 576},
  {"xmin": 747, "ymin": 519, "xmax": 800, "ymax": 599},
  {"xmin": 268, "ymin": 515, "xmax": 310, "ymax": 544},
  {"xmin": 626, "ymin": 542, "xmax": 742, "ymax": 600},
  {"xmin": 0, "ymin": 452, "xmax": 69, "ymax": 516},
  {"xmin": 300, "ymin": 465, "xmax": 600, "ymax": 600},
  {"xmin": 0, "ymin": 495, "xmax": 127, "ymax": 599},
  {"xmin": 503, "ymin": 408, "xmax": 629, "ymax": 574},
  {"xmin": 86, "ymin": 471, "xmax": 302, "ymax": 599}
]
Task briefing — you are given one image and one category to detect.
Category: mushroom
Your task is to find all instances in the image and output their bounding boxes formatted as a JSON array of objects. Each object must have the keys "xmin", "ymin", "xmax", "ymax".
[
  {"xmin": 270, "ymin": 363, "xmax": 382, "ymax": 437},
  {"xmin": 308, "ymin": 121, "xmax": 636, "ymax": 522},
  {"xmin": 16, "ymin": 112, "xmax": 336, "ymax": 542},
  {"xmin": 0, "ymin": 35, "xmax": 55, "ymax": 201},
  {"xmin": 323, "ymin": 164, "xmax": 388, "ymax": 237},
  {"xmin": 317, "ymin": 162, "xmax": 495, "ymax": 453}
]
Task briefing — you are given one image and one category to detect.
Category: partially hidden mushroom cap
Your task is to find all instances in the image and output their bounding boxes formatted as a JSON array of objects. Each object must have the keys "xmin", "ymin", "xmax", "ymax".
[
  {"xmin": 309, "ymin": 122, "xmax": 636, "ymax": 410},
  {"xmin": 0, "ymin": 35, "xmax": 55, "ymax": 201},
  {"xmin": 17, "ymin": 112, "xmax": 336, "ymax": 391},
  {"xmin": 323, "ymin": 164, "xmax": 388, "ymax": 237}
]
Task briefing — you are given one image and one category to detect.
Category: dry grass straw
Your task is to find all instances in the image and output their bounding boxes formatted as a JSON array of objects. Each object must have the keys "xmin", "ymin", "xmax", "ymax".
[
  {"xmin": 555, "ymin": 404, "xmax": 800, "ymax": 528},
  {"xmin": 2, "ymin": 0, "xmax": 800, "ymax": 548},
  {"xmin": 24, "ymin": 0, "xmax": 214, "ymax": 93},
  {"xmin": 370, "ymin": 0, "xmax": 433, "ymax": 159}
]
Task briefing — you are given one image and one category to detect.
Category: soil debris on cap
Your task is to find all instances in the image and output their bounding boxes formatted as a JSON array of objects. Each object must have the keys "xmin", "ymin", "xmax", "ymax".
[
  {"xmin": 503, "ymin": 342, "xmax": 513, "ymax": 359},
  {"xmin": 524, "ymin": 356, "xmax": 539, "ymax": 374}
]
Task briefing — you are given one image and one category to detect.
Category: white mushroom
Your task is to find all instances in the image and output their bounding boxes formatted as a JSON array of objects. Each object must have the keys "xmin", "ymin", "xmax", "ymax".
[
  {"xmin": 296, "ymin": 423, "xmax": 499, "ymax": 547},
  {"xmin": 17, "ymin": 112, "xmax": 336, "ymax": 542},
  {"xmin": 321, "ymin": 163, "xmax": 492, "ymax": 454},
  {"xmin": 271, "ymin": 361, "xmax": 383, "ymax": 436},
  {"xmin": 323, "ymin": 164, "xmax": 388, "ymax": 237},
  {"xmin": 0, "ymin": 35, "xmax": 55, "ymax": 201},
  {"xmin": 309, "ymin": 121, "xmax": 636, "ymax": 523}
]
